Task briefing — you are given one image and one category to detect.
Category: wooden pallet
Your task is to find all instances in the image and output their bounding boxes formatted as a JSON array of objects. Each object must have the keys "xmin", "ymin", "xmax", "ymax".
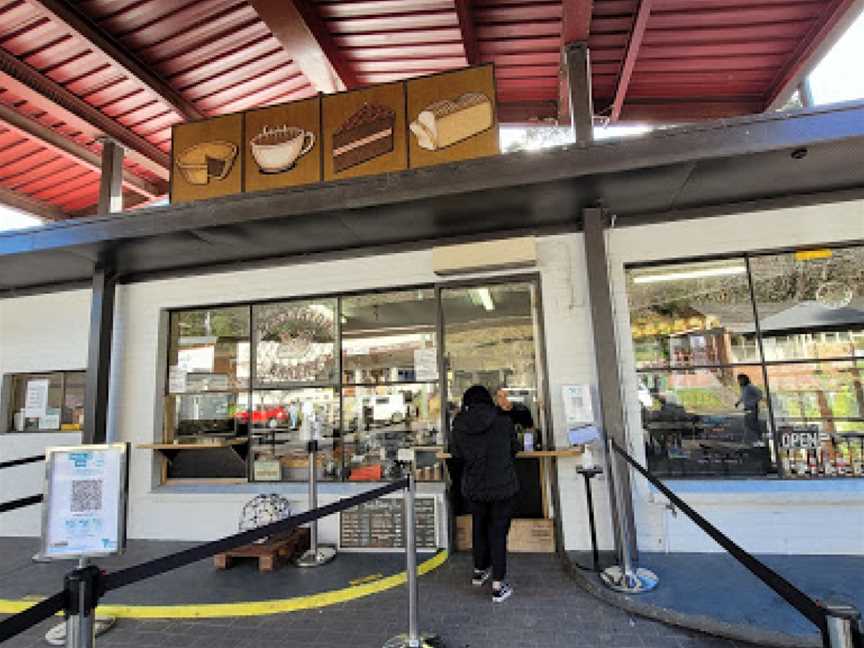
[{"xmin": 213, "ymin": 527, "xmax": 310, "ymax": 572}]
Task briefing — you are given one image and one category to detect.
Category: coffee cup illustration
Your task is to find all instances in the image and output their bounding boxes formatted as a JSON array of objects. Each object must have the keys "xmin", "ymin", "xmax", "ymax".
[{"xmin": 250, "ymin": 125, "xmax": 315, "ymax": 174}]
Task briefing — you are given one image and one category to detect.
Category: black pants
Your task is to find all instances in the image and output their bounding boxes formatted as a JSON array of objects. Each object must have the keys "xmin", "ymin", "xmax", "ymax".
[{"xmin": 469, "ymin": 498, "xmax": 513, "ymax": 581}]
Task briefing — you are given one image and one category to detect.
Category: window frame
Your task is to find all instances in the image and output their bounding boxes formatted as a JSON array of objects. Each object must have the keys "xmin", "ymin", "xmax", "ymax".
[
  {"xmin": 2, "ymin": 370, "xmax": 87, "ymax": 433},
  {"xmin": 626, "ymin": 242, "xmax": 864, "ymax": 480},
  {"xmin": 161, "ymin": 272, "xmax": 553, "ymax": 483}
]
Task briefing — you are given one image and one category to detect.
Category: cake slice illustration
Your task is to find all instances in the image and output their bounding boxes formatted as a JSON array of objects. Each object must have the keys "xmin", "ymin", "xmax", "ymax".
[
  {"xmin": 175, "ymin": 141, "xmax": 238, "ymax": 185},
  {"xmin": 410, "ymin": 93, "xmax": 493, "ymax": 151},
  {"xmin": 332, "ymin": 103, "xmax": 395, "ymax": 173}
]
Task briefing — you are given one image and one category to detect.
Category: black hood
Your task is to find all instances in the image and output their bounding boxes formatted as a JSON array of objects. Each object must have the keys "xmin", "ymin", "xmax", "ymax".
[{"xmin": 452, "ymin": 402, "xmax": 498, "ymax": 436}]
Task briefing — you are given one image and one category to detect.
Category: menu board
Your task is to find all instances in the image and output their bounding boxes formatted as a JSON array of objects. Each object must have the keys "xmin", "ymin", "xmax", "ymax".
[{"xmin": 340, "ymin": 497, "xmax": 437, "ymax": 550}]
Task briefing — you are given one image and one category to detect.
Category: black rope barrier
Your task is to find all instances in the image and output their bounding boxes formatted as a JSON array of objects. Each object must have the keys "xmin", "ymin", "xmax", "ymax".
[
  {"xmin": 0, "ymin": 479, "xmax": 409, "ymax": 645},
  {"xmin": 0, "ymin": 591, "xmax": 65, "ymax": 643},
  {"xmin": 0, "ymin": 494, "xmax": 43, "ymax": 514},
  {"xmin": 610, "ymin": 440, "xmax": 828, "ymax": 634},
  {"xmin": 103, "ymin": 478, "xmax": 408, "ymax": 591},
  {"xmin": 0, "ymin": 456, "xmax": 43, "ymax": 471}
]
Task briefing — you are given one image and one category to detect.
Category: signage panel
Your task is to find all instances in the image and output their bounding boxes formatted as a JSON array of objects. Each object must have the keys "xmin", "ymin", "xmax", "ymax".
[
  {"xmin": 322, "ymin": 81, "xmax": 408, "ymax": 182},
  {"xmin": 407, "ymin": 64, "xmax": 499, "ymax": 169},
  {"xmin": 41, "ymin": 443, "xmax": 129, "ymax": 559},
  {"xmin": 171, "ymin": 114, "xmax": 243, "ymax": 204},
  {"xmin": 244, "ymin": 96, "xmax": 322, "ymax": 193}
]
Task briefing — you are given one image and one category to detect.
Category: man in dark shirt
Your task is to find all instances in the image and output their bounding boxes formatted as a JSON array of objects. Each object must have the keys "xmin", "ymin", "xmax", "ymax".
[{"xmin": 495, "ymin": 387, "xmax": 534, "ymax": 430}]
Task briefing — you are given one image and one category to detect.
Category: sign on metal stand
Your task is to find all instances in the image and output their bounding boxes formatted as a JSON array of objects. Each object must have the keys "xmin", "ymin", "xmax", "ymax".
[{"xmin": 39, "ymin": 443, "xmax": 129, "ymax": 648}]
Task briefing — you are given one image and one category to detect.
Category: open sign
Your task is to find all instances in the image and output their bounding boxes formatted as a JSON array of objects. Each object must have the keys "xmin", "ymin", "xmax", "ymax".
[{"xmin": 781, "ymin": 431, "xmax": 820, "ymax": 449}]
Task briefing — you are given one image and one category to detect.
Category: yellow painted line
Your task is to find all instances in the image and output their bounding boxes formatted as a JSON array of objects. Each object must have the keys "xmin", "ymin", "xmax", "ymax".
[
  {"xmin": 0, "ymin": 551, "xmax": 448, "ymax": 619},
  {"xmin": 349, "ymin": 572, "xmax": 384, "ymax": 586}
]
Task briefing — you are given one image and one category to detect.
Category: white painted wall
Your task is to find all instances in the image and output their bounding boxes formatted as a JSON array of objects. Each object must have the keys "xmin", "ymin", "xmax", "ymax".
[
  {"xmin": 2, "ymin": 200, "xmax": 863, "ymax": 555},
  {"xmin": 0, "ymin": 290, "xmax": 89, "ymax": 535}
]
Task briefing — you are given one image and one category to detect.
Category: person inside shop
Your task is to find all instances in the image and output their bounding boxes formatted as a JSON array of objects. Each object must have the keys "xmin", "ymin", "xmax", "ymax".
[
  {"xmin": 451, "ymin": 385, "xmax": 520, "ymax": 603},
  {"xmin": 496, "ymin": 384, "xmax": 535, "ymax": 430},
  {"xmin": 735, "ymin": 373, "xmax": 763, "ymax": 442}
]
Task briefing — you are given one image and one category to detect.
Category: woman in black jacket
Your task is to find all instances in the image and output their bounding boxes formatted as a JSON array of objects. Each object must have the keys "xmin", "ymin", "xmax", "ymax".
[{"xmin": 451, "ymin": 384, "xmax": 519, "ymax": 603}]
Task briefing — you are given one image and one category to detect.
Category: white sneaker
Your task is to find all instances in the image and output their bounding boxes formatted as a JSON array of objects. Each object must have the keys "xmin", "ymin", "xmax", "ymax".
[
  {"xmin": 492, "ymin": 582, "xmax": 513, "ymax": 603},
  {"xmin": 472, "ymin": 568, "xmax": 491, "ymax": 587}
]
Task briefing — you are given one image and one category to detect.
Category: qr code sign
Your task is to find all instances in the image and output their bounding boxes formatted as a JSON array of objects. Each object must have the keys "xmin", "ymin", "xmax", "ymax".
[{"xmin": 71, "ymin": 479, "xmax": 102, "ymax": 513}]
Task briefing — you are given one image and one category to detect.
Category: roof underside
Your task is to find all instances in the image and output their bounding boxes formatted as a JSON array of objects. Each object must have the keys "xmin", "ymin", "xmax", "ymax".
[{"xmin": 0, "ymin": 0, "xmax": 860, "ymax": 218}]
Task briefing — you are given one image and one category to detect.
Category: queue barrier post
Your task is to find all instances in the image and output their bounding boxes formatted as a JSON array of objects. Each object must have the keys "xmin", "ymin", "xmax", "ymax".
[
  {"xmin": 823, "ymin": 603, "xmax": 862, "ymax": 648},
  {"xmin": 600, "ymin": 438, "xmax": 658, "ymax": 594},
  {"xmin": 382, "ymin": 455, "xmax": 441, "ymax": 648},
  {"xmin": 294, "ymin": 440, "xmax": 336, "ymax": 567},
  {"xmin": 63, "ymin": 559, "xmax": 100, "ymax": 648}
]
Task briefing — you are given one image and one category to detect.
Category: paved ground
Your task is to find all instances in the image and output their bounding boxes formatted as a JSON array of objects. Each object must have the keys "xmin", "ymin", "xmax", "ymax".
[
  {"xmin": 1, "ymin": 553, "xmax": 765, "ymax": 648},
  {"xmin": 632, "ymin": 553, "xmax": 863, "ymax": 640}
]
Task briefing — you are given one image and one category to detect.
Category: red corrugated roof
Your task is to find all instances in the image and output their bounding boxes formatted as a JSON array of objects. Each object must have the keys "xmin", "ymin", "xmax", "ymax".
[{"xmin": 0, "ymin": 0, "xmax": 858, "ymax": 217}]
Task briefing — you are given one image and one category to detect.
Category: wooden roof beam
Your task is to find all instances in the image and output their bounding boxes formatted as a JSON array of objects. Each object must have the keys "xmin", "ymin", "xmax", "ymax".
[
  {"xmin": 23, "ymin": 0, "xmax": 204, "ymax": 121},
  {"xmin": 0, "ymin": 103, "xmax": 165, "ymax": 199},
  {"xmin": 558, "ymin": 0, "xmax": 594, "ymax": 123},
  {"xmin": 0, "ymin": 48, "xmax": 169, "ymax": 180},
  {"xmin": 0, "ymin": 185, "xmax": 66, "ymax": 221},
  {"xmin": 610, "ymin": 0, "xmax": 652, "ymax": 122},
  {"xmin": 455, "ymin": 0, "xmax": 479, "ymax": 66},
  {"xmin": 249, "ymin": 0, "xmax": 359, "ymax": 93}
]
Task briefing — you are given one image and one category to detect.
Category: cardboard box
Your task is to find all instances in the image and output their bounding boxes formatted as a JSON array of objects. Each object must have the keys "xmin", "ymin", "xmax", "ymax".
[{"xmin": 455, "ymin": 515, "xmax": 555, "ymax": 553}]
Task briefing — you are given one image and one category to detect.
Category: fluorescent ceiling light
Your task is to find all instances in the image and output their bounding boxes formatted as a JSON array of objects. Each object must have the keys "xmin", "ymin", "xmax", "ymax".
[
  {"xmin": 633, "ymin": 266, "xmax": 746, "ymax": 284},
  {"xmin": 476, "ymin": 288, "xmax": 495, "ymax": 311}
]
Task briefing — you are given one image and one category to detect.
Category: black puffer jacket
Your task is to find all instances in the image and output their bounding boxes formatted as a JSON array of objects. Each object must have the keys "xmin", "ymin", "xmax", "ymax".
[{"xmin": 451, "ymin": 402, "xmax": 519, "ymax": 502}]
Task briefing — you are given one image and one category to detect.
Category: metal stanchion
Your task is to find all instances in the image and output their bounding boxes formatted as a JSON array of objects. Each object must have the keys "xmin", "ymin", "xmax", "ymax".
[
  {"xmin": 600, "ymin": 440, "xmax": 658, "ymax": 594},
  {"xmin": 824, "ymin": 603, "xmax": 861, "ymax": 648},
  {"xmin": 382, "ymin": 455, "xmax": 441, "ymax": 648},
  {"xmin": 576, "ymin": 466, "xmax": 602, "ymax": 571},
  {"xmin": 61, "ymin": 558, "xmax": 99, "ymax": 648},
  {"xmin": 295, "ymin": 440, "xmax": 336, "ymax": 567}
]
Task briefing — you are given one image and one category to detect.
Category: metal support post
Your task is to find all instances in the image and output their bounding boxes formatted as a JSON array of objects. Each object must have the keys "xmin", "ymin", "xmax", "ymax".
[
  {"xmin": 97, "ymin": 138, "xmax": 124, "ymax": 215},
  {"xmin": 582, "ymin": 207, "xmax": 638, "ymax": 561},
  {"xmin": 576, "ymin": 466, "xmax": 602, "ymax": 571},
  {"xmin": 600, "ymin": 440, "xmax": 658, "ymax": 594},
  {"xmin": 294, "ymin": 440, "xmax": 336, "ymax": 567},
  {"xmin": 83, "ymin": 265, "xmax": 116, "ymax": 445},
  {"xmin": 383, "ymin": 461, "xmax": 441, "ymax": 648},
  {"xmin": 823, "ymin": 603, "xmax": 861, "ymax": 648},
  {"xmin": 564, "ymin": 42, "xmax": 593, "ymax": 146}
]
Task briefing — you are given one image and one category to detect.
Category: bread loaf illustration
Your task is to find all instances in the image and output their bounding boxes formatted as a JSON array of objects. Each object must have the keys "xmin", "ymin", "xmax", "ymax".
[{"xmin": 410, "ymin": 93, "xmax": 493, "ymax": 151}]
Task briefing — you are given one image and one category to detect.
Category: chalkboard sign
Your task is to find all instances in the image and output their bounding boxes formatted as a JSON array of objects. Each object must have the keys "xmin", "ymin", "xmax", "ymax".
[{"xmin": 340, "ymin": 497, "xmax": 437, "ymax": 550}]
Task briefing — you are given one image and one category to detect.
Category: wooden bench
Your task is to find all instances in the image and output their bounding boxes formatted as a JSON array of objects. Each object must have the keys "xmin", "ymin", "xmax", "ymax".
[{"xmin": 213, "ymin": 527, "xmax": 310, "ymax": 572}]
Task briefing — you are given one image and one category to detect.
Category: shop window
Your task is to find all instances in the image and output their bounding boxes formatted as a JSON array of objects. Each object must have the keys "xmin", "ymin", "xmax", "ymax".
[
  {"xmin": 163, "ymin": 278, "xmax": 548, "ymax": 483},
  {"xmin": 750, "ymin": 247, "xmax": 864, "ymax": 362},
  {"xmin": 342, "ymin": 383, "xmax": 442, "ymax": 481},
  {"xmin": 627, "ymin": 259, "xmax": 760, "ymax": 369},
  {"xmin": 341, "ymin": 289, "xmax": 437, "ymax": 384},
  {"xmin": 253, "ymin": 299, "xmax": 337, "ymax": 385},
  {"xmin": 441, "ymin": 282, "xmax": 546, "ymax": 442},
  {"xmin": 628, "ymin": 246, "xmax": 864, "ymax": 479},
  {"xmin": 248, "ymin": 388, "xmax": 340, "ymax": 481},
  {"xmin": 639, "ymin": 367, "xmax": 771, "ymax": 478},
  {"xmin": 4, "ymin": 371, "xmax": 85, "ymax": 432}
]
